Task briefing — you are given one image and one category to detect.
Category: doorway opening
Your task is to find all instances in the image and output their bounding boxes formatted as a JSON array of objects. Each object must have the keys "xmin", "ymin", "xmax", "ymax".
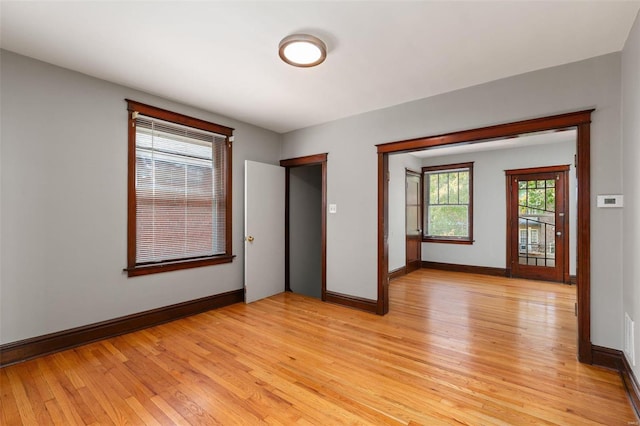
[
  {"xmin": 281, "ymin": 154, "xmax": 327, "ymax": 301},
  {"xmin": 376, "ymin": 110, "xmax": 594, "ymax": 363}
]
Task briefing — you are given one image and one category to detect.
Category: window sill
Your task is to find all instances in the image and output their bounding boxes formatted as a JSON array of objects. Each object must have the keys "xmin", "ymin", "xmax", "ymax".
[
  {"xmin": 422, "ymin": 238, "xmax": 473, "ymax": 245},
  {"xmin": 125, "ymin": 255, "xmax": 235, "ymax": 277}
]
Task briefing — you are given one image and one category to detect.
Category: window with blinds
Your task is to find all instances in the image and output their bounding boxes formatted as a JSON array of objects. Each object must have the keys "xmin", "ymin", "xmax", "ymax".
[{"xmin": 126, "ymin": 100, "xmax": 234, "ymax": 276}]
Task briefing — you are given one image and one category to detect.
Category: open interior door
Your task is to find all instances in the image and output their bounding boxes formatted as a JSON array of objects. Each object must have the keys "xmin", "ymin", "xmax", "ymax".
[
  {"xmin": 405, "ymin": 169, "xmax": 422, "ymax": 273},
  {"xmin": 244, "ymin": 160, "xmax": 285, "ymax": 303}
]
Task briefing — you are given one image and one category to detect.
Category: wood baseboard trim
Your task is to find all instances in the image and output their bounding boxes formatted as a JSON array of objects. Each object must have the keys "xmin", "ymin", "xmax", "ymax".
[
  {"xmin": 421, "ymin": 261, "xmax": 507, "ymax": 277},
  {"xmin": 389, "ymin": 266, "xmax": 407, "ymax": 281},
  {"xmin": 325, "ymin": 291, "xmax": 377, "ymax": 314},
  {"xmin": 591, "ymin": 345, "xmax": 640, "ymax": 420},
  {"xmin": 591, "ymin": 345, "xmax": 623, "ymax": 370},
  {"xmin": 588, "ymin": 345, "xmax": 639, "ymax": 420},
  {"xmin": 621, "ymin": 352, "xmax": 640, "ymax": 420},
  {"xmin": 0, "ymin": 289, "xmax": 244, "ymax": 367}
]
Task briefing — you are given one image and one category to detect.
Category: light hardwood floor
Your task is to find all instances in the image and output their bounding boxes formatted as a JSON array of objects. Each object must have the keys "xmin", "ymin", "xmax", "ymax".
[{"xmin": 1, "ymin": 269, "xmax": 635, "ymax": 425}]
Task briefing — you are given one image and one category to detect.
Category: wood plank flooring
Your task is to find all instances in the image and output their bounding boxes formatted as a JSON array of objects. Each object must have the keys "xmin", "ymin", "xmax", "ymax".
[{"xmin": 1, "ymin": 269, "xmax": 635, "ymax": 425}]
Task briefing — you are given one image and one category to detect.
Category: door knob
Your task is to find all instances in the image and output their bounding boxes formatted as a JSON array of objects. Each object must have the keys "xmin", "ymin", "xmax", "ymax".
[
  {"xmin": 246, "ymin": 236, "xmax": 254, "ymax": 242},
  {"xmin": 556, "ymin": 232, "xmax": 562, "ymax": 236}
]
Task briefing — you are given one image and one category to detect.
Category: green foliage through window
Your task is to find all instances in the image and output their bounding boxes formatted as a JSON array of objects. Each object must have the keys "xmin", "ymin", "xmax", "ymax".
[
  {"xmin": 423, "ymin": 163, "xmax": 473, "ymax": 241},
  {"xmin": 518, "ymin": 179, "xmax": 555, "ymax": 215}
]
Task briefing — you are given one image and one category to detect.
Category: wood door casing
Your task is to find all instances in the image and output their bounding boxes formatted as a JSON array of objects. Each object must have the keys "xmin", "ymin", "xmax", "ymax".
[
  {"xmin": 405, "ymin": 170, "xmax": 422, "ymax": 273},
  {"xmin": 281, "ymin": 153, "xmax": 328, "ymax": 301},
  {"xmin": 506, "ymin": 165, "xmax": 570, "ymax": 283}
]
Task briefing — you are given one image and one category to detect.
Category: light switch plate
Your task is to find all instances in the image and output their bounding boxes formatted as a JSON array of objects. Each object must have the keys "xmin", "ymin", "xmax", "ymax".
[{"xmin": 596, "ymin": 194, "xmax": 623, "ymax": 208}]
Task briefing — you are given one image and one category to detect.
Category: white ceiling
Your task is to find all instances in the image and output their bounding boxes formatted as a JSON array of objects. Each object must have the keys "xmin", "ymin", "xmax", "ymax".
[{"xmin": 1, "ymin": 1, "xmax": 638, "ymax": 134}]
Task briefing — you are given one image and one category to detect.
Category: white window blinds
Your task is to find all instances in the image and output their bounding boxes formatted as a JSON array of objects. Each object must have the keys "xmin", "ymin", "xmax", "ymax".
[{"xmin": 135, "ymin": 115, "xmax": 227, "ymax": 264}]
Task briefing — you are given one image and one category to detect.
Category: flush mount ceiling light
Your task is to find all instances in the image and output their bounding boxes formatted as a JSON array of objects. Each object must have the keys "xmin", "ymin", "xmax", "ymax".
[{"xmin": 279, "ymin": 34, "xmax": 327, "ymax": 68}]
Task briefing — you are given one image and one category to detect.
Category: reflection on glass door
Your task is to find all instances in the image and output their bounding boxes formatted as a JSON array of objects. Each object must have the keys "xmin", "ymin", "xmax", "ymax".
[
  {"xmin": 518, "ymin": 178, "xmax": 556, "ymax": 267},
  {"xmin": 506, "ymin": 166, "xmax": 569, "ymax": 283}
]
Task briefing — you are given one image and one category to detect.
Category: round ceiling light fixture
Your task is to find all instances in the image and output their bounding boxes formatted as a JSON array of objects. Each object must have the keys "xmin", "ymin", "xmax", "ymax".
[{"xmin": 278, "ymin": 34, "xmax": 327, "ymax": 68}]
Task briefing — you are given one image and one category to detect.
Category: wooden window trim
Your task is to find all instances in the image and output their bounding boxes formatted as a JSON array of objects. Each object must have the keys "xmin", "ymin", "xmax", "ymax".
[
  {"xmin": 422, "ymin": 162, "xmax": 474, "ymax": 244},
  {"xmin": 423, "ymin": 238, "xmax": 474, "ymax": 245},
  {"xmin": 125, "ymin": 100, "xmax": 234, "ymax": 277}
]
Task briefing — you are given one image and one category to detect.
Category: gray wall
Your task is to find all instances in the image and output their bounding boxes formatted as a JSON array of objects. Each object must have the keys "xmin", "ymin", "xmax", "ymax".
[
  {"xmin": 0, "ymin": 50, "xmax": 282, "ymax": 344},
  {"xmin": 2, "ymin": 32, "xmax": 634, "ymax": 355},
  {"xmin": 282, "ymin": 53, "xmax": 623, "ymax": 349},
  {"xmin": 420, "ymin": 141, "xmax": 577, "ymax": 275},
  {"xmin": 388, "ymin": 153, "xmax": 422, "ymax": 272},
  {"xmin": 289, "ymin": 165, "xmax": 322, "ymax": 298},
  {"xmin": 622, "ymin": 13, "xmax": 640, "ymax": 375}
]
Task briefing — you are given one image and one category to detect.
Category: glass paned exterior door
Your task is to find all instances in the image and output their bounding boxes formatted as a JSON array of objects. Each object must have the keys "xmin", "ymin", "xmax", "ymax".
[
  {"xmin": 518, "ymin": 178, "xmax": 556, "ymax": 267},
  {"xmin": 506, "ymin": 166, "xmax": 569, "ymax": 283}
]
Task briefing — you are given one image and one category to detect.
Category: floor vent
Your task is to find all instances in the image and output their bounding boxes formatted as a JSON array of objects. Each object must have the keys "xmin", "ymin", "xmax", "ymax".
[{"xmin": 625, "ymin": 313, "xmax": 635, "ymax": 366}]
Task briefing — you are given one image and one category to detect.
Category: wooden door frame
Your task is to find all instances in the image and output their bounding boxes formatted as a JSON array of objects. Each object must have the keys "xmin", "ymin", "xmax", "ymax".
[
  {"xmin": 376, "ymin": 110, "xmax": 594, "ymax": 363},
  {"xmin": 505, "ymin": 165, "xmax": 570, "ymax": 283},
  {"xmin": 280, "ymin": 154, "xmax": 328, "ymax": 301}
]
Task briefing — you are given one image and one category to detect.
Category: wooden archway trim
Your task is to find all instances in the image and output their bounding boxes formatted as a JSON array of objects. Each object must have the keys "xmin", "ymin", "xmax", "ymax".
[
  {"xmin": 376, "ymin": 109, "xmax": 594, "ymax": 363},
  {"xmin": 377, "ymin": 110, "xmax": 593, "ymax": 153}
]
